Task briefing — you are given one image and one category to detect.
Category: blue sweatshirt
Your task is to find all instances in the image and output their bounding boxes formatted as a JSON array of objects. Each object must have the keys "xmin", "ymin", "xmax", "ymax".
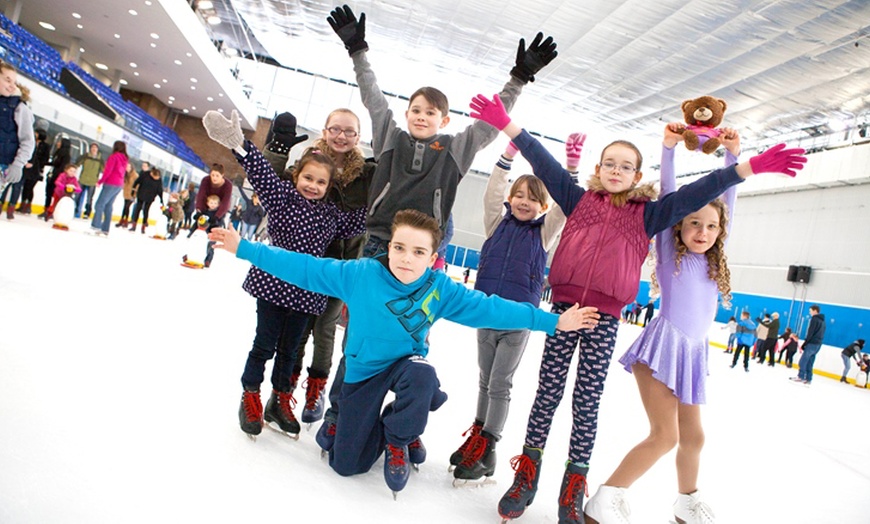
[
  {"xmin": 236, "ymin": 240, "xmax": 559, "ymax": 383},
  {"xmin": 735, "ymin": 317, "xmax": 757, "ymax": 346}
]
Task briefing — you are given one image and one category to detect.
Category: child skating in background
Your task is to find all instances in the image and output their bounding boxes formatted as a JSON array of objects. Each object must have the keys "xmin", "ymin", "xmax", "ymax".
[
  {"xmin": 467, "ymin": 93, "xmax": 807, "ymax": 523},
  {"xmin": 731, "ymin": 311, "xmax": 757, "ymax": 371},
  {"xmin": 318, "ymin": 4, "xmax": 558, "ymax": 456},
  {"xmin": 0, "ymin": 60, "xmax": 35, "ymax": 219},
  {"xmin": 450, "ymin": 140, "xmax": 566, "ymax": 486},
  {"xmin": 722, "ymin": 316, "xmax": 737, "ymax": 353},
  {"xmin": 238, "ymin": 190, "xmax": 265, "ymax": 241},
  {"xmin": 165, "ymin": 192, "xmax": 185, "ymax": 239},
  {"xmin": 183, "ymin": 194, "xmax": 222, "ymax": 268},
  {"xmin": 44, "ymin": 163, "xmax": 82, "ymax": 221},
  {"xmin": 207, "ymin": 209, "xmax": 600, "ymax": 497},
  {"xmin": 583, "ymin": 124, "xmax": 749, "ymax": 524},
  {"xmin": 202, "ymin": 109, "xmax": 366, "ymax": 440}
]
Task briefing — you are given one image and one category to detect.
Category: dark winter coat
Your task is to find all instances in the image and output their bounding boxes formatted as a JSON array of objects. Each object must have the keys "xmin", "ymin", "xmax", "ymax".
[
  {"xmin": 132, "ymin": 172, "xmax": 164, "ymax": 204},
  {"xmin": 24, "ymin": 140, "xmax": 50, "ymax": 182},
  {"xmin": 49, "ymin": 138, "xmax": 71, "ymax": 181},
  {"xmin": 0, "ymin": 93, "xmax": 21, "ymax": 164},
  {"xmin": 234, "ymin": 141, "xmax": 366, "ymax": 314},
  {"xmin": 475, "ymin": 203, "xmax": 547, "ymax": 305},
  {"xmin": 239, "ymin": 189, "xmax": 265, "ymax": 226},
  {"xmin": 804, "ymin": 313, "xmax": 826, "ymax": 346}
]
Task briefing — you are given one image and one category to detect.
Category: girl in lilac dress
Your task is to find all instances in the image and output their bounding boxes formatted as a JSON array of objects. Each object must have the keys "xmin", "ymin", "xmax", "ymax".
[{"xmin": 584, "ymin": 123, "xmax": 741, "ymax": 524}]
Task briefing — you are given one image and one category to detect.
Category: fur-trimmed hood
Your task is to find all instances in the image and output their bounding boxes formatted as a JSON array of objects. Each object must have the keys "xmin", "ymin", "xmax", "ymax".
[
  {"xmin": 585, "ymin": 176, "xmax": 658, "ymax": 207},
  {"xmin": 12, "ymin": 84, "xmax": 30, "ymax": 103}
]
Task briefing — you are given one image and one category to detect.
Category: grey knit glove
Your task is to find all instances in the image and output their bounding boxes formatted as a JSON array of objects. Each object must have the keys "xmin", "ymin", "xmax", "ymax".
[
  {"xmin": 2, "ymin": 164, "xmax": 22, "ymax": 184},
  {"xmin": 203, "ymin": 110, "xmax": 244, "ymax": 152}
]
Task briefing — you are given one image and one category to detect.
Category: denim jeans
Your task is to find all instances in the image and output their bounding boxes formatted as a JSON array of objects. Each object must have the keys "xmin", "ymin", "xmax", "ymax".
[
  {"xmin": 74, "ymin": 184, "xmax": 97, "ymax": 217},
  {"xmin": 240, "ymin": 222, "xmax": 257, "ymax": 240},
  {"xmin": 241, "ymin": 298, "xmax": 313, "ymax": 391},
  {"xmin": 841, "ymin": 353, "xmax": 852, "ymax": 379},
  {"xmin": 797, "ymin": 343, "xmax": 822, "ymax": 382},
  {"xmin": 91, "ymin": 185, "xmax": 122, "ymax": 233}
]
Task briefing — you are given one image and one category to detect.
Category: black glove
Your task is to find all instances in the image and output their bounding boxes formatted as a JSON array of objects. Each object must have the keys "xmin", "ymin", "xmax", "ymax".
[
  {"xmin": 327, "ymin": 5, "xmax": 368, "ymax": 56},
  {"xmin": 265, "ymin": 112, "xmax": 309, "ymax": 155},
  {"xmin": 510, "ymin": 32, "xmax": 558, "ymax": 83}
]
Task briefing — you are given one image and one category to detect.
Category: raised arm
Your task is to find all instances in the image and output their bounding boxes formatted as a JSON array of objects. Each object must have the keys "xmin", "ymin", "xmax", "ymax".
[{"xmin": 483, "ymin": 145, "xmax": 515, "ymax": 239}]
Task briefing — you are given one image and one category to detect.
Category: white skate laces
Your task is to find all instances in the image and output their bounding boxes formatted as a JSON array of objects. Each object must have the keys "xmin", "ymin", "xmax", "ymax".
[
  {"xmin": 585, "ymin": 485, "xmax": 631, "ymax": 523},
  {"xmin": 674, "ymin": 490, "xmax": 715, "ymax": 524}
]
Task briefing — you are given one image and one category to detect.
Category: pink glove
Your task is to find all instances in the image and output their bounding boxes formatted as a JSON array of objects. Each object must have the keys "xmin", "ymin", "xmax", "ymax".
[
  {"xmin": 504, "ymin": 141, "xmax": 519, "ymax": 158},
  {"xmin": 470, "ymin": 94, "xmax": 511, "ymax": 130},
  {"xmin": 565, "ymin": 132, "xmax": 586, "ymax": 169},
  {"xmin": 748, "ymin": 143, "xmax": 807, "ymax": 177}
]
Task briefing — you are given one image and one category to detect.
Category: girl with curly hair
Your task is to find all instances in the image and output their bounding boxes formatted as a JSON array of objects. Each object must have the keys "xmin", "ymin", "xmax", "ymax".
[{"xmin": 584, "ymin": 124, "xmax": 743, "ymax": 524}]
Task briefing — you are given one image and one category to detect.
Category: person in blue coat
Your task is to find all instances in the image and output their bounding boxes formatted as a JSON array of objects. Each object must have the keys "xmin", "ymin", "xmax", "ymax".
[{"xmin": 208, "ymin": 209, "xmax": 599, "ymax": 496}]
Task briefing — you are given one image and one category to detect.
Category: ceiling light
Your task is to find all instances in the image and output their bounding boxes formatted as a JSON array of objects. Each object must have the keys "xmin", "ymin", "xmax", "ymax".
[
  {"xmin": 168, "ymin": 96, "xmax": 175, "ymax": 100},
  {"xmin": 206, "ymin": 97, "xmax": 213, "ymax": 102},
  {"xmin": 129, "ymin": 62, "xmax": 137, "ymax": 68},
  {"xmin": 198, "ymin": 1, "xmax": 214, "ymax": 9},
  {"xmin": 119, "ymin": 79, "xmax": 128, "ymax": 85},
  {"xmin": 150, "ymin": 33, "xmax": 159, "ymax": 39},
  {"xmin": 162, "ymin": 79, "xmax": 168, "ymax": 83},
  {"xmin": 79, "ymin": 47, "xmax": 85, "ymax": 53},
  {"xmin": 39, "ymin": 22, "xmax": 56, "ymax": 31},
  {"xmin": 827, "ymin": 119, "xmax": 846, "ymax": 132},
  {"xmin": 150, "ymin": 43, "xmax": 157, "ymax": 48},
  {"xmin": 186, "ymin": 52, "xmax": 192, "ymax": 57},
  {"xmin": 114, "ymin": 34, "xmax": 121, "ymax": 39},
  {"xmin": 190, "ymin": 86, "xmax": 196, "ymax": 90},
  {"xmin": 77, "ymin": 24, "xmax": 83, "ymax": 29},
  {"xmin": 218, "ymin": 93, "xmax": 224, "ymax": 97},
  {"xmin": 191, "ymin": 106, "xmax": 196, "ymax": 110},
  {"xmin": 174, "ymin": 60, "xmax": 182, "ymax": 65},
  {"xmin": 95, "ymin": 63, "xmax": 108, "ymax": 70},
  {"xmin": 133, "ymin": 71, "xmax": 139, "ymax": 76},
  {"xmin": 207, "ymin": 15, "xmax": 221, "ymax": 25},
  {"xmin": 72, "ymin": 13, "xmax": 81, "ymax": 19},
  {"xmin": 217, "ymin": 108, "xmax": 223, "ymax": 113},
  {"xmin": 129, "ymin": 10, "xmax": 138, "ymax": 16},
  {"xmin": 183, "ymin": 109, "xmax": 189, "ymax": 114},
  {"xmin": 154, "ymin": 84, "xmax": 161, "ymax": 89},
  {"xmin": 145, "ymin": 1, "xmax": 153, "ymax": 5},
  {"xmin": 168, "ymin": 100, "xmax": 173, "ymax": 105},
  {"xmin": 190, "ymin": 78, "xmax": 198, "ymax": 83}
]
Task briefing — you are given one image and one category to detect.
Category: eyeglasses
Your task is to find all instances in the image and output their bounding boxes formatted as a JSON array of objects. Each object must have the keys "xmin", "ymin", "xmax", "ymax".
[
  {"xmin": 325, "ymin": 126, "xmax": 358, "ymax": 138},
  {"xmin": 599, "ymin": 161, "xmax": 637, "ymax": 176}
]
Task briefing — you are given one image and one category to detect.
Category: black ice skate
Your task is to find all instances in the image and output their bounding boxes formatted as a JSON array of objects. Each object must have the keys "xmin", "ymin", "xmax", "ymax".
[
  {"xmin": 452, "ymin": 431, "xmax": 497, "ymax": 488},
  {"xmin": 263, "ymin": 389, "xmax": 300, "ymax": 440},
  {"xmin": 498, "ymin": 446, "xmax": 543, "ymax": 522},
  {"xmin": 557, "ymin": 462, "xmax": 589, "ymax": 524},
  {"xmin": 384, "ymin": 443, "xmax": 410, "ymax": 500},
  {"xmin": 238, "ymin": 388, "xmax": 263, "ymax": 440},
  {"xmin": 448, "ymin": 420, "xmax": 483, "ymax": 472},
  {"xmin": 408, "ymin": 437, "xmax": 426, "ymax": 471}
]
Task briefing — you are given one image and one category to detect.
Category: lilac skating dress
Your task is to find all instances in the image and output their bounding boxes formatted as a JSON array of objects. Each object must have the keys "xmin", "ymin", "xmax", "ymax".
[{"xmin": 618, "ymin": 145, "xmax": 737, "ymax": 404}]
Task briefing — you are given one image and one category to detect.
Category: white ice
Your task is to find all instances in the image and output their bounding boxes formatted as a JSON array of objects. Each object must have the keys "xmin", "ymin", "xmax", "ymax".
[{"xmin": 1, "ymin": 215, "xmax": 869, "ymax": 523}]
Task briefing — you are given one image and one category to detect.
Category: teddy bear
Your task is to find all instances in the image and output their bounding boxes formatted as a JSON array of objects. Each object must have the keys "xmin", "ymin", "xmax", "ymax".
[{"xmin": 680, "ymin": 96, "xmax": 727, "ymax": 154}]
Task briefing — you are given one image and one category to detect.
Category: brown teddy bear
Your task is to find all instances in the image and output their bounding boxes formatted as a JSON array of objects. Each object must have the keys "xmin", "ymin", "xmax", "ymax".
[{"xmin": 680, "ymin": 96, "xmax": 727, "ymax": 154}]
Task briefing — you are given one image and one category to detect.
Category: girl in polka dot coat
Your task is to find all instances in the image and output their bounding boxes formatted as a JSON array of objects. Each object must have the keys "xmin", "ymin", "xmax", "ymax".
[{"xmin": 231, "ymin": 139, "xmax": 366, "ymax": 438}]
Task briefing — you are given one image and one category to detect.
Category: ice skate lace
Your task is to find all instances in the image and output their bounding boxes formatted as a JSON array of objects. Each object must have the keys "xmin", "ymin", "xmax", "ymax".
[
  {"xmin": 687, "ymin": 498, "xmax": 715, "ymax": 523},
  {"xmin": 386, "ymin": 444, "xmax": 406, "ymax": 471},
  {"xmin": 559, "ymin": 472, "xmax": 589, "ymax": 520},
  {"xmin": 506, "ymin": 455, "xmax": 537, "ymax": 499},
  {"xmin": 277, "ymin": 391, "xmax": 298, "ymax": 420},
  {"xmin": 242, "ymin": 391, "xmax": 263, "ymax": 423},
  {"xmin": 303, "ymin": 377, "xmax": 327, "ymax": 410},
  {"xmin": 458, "ymin": 434, "xmax": 487, "ymax": 467},
  {"xmin": 611, "ymin": 491, "xmax": 632, "ymax": 520},
  {"xmin": 408, "ymin": 438, "xmax": 423, "ymax": 452},
  {"xmin": 457, "ymin": 423, "xmax": 482, "ymax": 455},
  {"xmin": 325, "ymin": 422, "xmax": 336, "ymax": 436}
]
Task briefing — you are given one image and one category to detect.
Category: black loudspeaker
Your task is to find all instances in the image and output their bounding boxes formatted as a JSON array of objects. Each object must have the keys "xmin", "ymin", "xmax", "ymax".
[
  {"xmin": 796, "ymin": 266, "xmax": 812, "ymax": 284},
  {"xmin": 787, "ymin": 265, "xmax": 799, "ymax": 282}
]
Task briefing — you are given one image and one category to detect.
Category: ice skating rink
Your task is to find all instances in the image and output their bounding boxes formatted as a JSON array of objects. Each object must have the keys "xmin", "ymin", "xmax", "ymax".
[{"xmin": 2, "ymin": 214, "xmax": 869, "ymax": 524}]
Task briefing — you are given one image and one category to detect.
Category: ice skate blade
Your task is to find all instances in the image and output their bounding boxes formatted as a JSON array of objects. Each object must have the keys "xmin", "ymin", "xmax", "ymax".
[
  {"xmin": 447, "ymin": 464, "xmax": 456, "ymax": 472},
  {"xmin": 392, "ymin": 491, "xmax": 399, "ymax": 501},
  {"xmin": 245, "ymin": 433, "xmax": 257, "ymax": 442},
  {"xmin": 452, "ymin": 477, "xmax": 497, "ymax": 488},
  {"xmin": 265, "ymin": 422, "xmax": 300, "ymax": 441},
  {"xmin": 412, "ymin": 463, "xmax": 420, "ymax": 472},
  {"xmin": 320, "ymin": 449, "xmax": 328, "ymax": 458}
]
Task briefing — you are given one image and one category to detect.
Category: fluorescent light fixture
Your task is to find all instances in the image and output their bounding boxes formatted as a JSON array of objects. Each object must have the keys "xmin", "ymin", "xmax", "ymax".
[
  {"xmin": 162, "ymin": 79, "xmax": 168, "ymax": 83},
  {"xmin": 119, "ymin": 79, "xmax": 128, "ymax": 85},
  {"xmin": 206, "ymin": 97, "xmax": 213, "ymax": 102},
  {"xmin": 76, "ymin": 24, "xmax": 83, "ymax": 29},
  {"xmin": 153, "ymin": 84, "xmax": 161, "ymax": 89},
  {"xmin": 79, "ymin": 47, "xmax": 85, "ymax": 53},
  {"xmin": 39, "ymin": 22, "xmax": 56, "ymax": 31},
  {"xmin": 191, "ymin": 106, "xmax": 196, "ymax": 110},
  {"xmin": 174, "ymin": 60, "xmax": 182, "ymax": 65},
  {"xmin": 133, "ymin": 71, "xmax": 139, "ymax": 76},
  {"xmin": 72, "ymin": 13, "xmax": 81, "ymax": 19},
  {"xmin": 207, "ymin": 15, "xmax": 221, "ymax": 25},
  {"xmin": 186, "ymin": 52, "xmax": 192, "ymax": 57},
  {"xmin": 150, "ymin": 33, "xmax": 159, "ymax": 39},
  {"xmin": 217, "ymin": 108, "xmax": 224, "ymax": 113},
  {"xmin": 183, "ymin": 109, "xmax": 189, "ymax": 114},
  {"xmin": 168, "ymin": 96, "xmax": 175, "ymax": 100},
  {"xmin": 114, "ymin": 34, "xmax": 120, "ymax": 39},
  {"xmin": 190, "ymin": 78, "xmax": 198, "ymax": 83},
  {"xmin": 95, "ymin": 63, "xmax": 108, "ymax": 70},
  {"xmin": 150, "ymin": 43, "xmax": 157, "ymax": 48},
  {"xmin": 129, "ymin": 62, "xmax": 137, "ymax": 68},
  {"xmin": 190, "ymin": 86, "xmax": 196, "ymax": 90},
  {"xmin": 129, "ymin": 10, "xmax": 138, "ymax": 16}
]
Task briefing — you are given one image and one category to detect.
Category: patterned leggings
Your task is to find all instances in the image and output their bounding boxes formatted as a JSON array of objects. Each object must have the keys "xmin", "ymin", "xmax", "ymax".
[{"xmin": 524, "ymin": 303, "xmax": 619, "ymax": 465}]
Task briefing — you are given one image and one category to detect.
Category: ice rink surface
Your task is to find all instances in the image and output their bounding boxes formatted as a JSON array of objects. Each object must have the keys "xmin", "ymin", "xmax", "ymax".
[{"xmin": 2, "ymin": 214, "xmax": 869, "ymax": 523}]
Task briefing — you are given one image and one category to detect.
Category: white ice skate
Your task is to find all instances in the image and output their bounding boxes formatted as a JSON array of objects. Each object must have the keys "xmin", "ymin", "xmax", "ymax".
[
  {"xmin": 584, "ymin": 485, "xmax": 631, "ymax": 523},
  {"xmin": 673, "ymin": 490, "xmax": 715, "ymax": 524}
]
